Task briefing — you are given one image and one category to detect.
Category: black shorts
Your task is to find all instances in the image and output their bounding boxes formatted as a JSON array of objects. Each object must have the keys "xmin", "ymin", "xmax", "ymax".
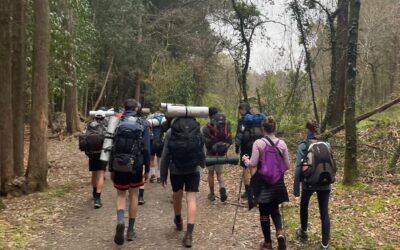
[
  {"xmin": 88, "ymin": 153, "xmax": 107, "ymax": 172},
  {"xmin": 170, "ymin": 172, "xmax": 200, "ymax": 193},
  {"xmin": 112, "ymin": 166, "xmax": 144, "ymax": 191},
  {"xmin": 151, "ymin": 142, "xmax": 164, "ymax": 157}
]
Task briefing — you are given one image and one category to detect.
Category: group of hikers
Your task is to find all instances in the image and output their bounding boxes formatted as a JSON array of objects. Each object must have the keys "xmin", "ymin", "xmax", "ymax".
[{"xmin": 79, "ymin": 99, "xmax": 336, "ymax": 250}]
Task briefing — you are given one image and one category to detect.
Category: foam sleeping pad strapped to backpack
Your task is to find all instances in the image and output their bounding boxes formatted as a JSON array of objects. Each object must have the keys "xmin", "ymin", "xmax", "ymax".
[
  {"xmin": 79, "ymin": 119, "xmax": 107, "ymax": 153},
  {"xmin": 259, "ymin": 137, "xmax": 287, "ymax": 185},
  {"xmin": 111, "ymin": 116, "xmax": 145, "ymax": 173},
  {"xmin": 302, "ymin": 141, "xmax": 337, "ymax": 186},
  {"xmin": 206, "ymin": 113, "xmax": 232, "ymax": 156},
  {"xmin": 168, "ymin": 117, "xmax": 205, "ymax": 169}
]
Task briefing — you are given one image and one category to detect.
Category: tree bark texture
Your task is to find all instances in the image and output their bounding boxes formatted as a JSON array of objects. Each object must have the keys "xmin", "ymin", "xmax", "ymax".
[
  {"xmin": 389, "ymin": 141, "xmax": 400, "ymax": 174},
  {"xmin": 93, "ymin": 56, "xmax": 113, "ymax": 111},
  {"xmin": 26, "ymin": 0, "xmax": 50, "ymax": 193}
]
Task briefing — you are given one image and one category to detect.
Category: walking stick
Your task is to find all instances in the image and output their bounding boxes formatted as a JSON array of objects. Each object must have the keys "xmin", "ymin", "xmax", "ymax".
[{"xmin": 231, "ymin": 167, "xmax": 245, "ymax": 234}]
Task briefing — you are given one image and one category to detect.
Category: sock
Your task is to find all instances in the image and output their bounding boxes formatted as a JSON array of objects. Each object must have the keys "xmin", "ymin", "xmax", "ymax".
[
  {"xmin": 150, "ymin": 167, "xmax": 155, "ymax": 176},
  {"xmin": 187, "ymin": 224, "xmax": 194, "ymax": 235},
  {"xmin": 117, "ymin": 209, "xmax": 125, "ymax": 224},
  {"xmin": 209, "ymin": 186, "xmax": 214, "ymax": 194},
  {"xmin": 156, "ymin": 169, "xmax": 160, "ymax": 178},
  {"xmin": 94, "ymin": 192, "xmax": 101, "ymax": 199},
  {"xmin": 128, "ymin": 218, "xmax": 136, "ymax": 232},
  {"xmin": 92, "ymin": 187, "xmax": 97, "ymax": 197},
  {"xmin": 321, "ymin": 243, "xmax": 329, "ymax": 249},
  {"xmin": 175, "ymin": 214, "xmax": 182, "ymax": 223},
  {"xmin": 139, "ymin": 189, "xmax": 144, "ymax": 198},
  {"xmin": 218, "ymin": 181, "xmax": 225, "ymax": 189}
]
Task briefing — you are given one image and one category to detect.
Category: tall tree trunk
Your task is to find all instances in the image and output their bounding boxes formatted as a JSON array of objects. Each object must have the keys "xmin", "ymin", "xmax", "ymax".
[
  {"xmin": 331, "ymin": 0, "xmax": 349, "ymax": 126},
  {"xmin": 0, "ymin": 0, "xmax": 14, "ymax": 194},
  {"xmin": 26, "ymin": 0, "xmax": 50, "ymax": 193},
  {"xmin": 343, "ymin": 0, "xmax": 361, "ymax": 185},
  {"xmin": 11, "ymin": 0, "xmax": 26, "ymax": 177},
  {"xmin": 92, "ymin": 55, "xmax": 113, "ymax": 111},
  {"xmin": 389, "ymin": 141, "xmax": 400, "ymax": 174}
]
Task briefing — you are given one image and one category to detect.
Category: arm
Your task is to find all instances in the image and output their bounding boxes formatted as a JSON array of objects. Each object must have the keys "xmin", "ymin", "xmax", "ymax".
[
  {"xmin": 243, "ymin": 140, "xmax": 263, "ymax": 168},
  {"xmin": 281, "ymin": 141, "xmax": 291, "ymax": 170},
  {"xmin": 235, "ymin": 119, "xmax": 243, "ymax": 153},
  {"xmin": 160, "ymin": 131, "xmax": 171, "ymax": 182},
  {"xmin": 293, "ymin": 143, "xmax": 306, "ymax": 197}
]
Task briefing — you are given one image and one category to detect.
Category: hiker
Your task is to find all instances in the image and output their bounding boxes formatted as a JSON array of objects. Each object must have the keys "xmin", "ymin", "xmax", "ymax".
[
  {"xmin": 109, "ymin": 99, "xmax": 151, "ymax": 245},
  {"xmin": 136, "ymin": 103, "xmax": 149, "ymax": 205},
  {"xmin": 160, "ymin": 116, "xmax": 206, "ymax": 248},
  {"xmin": 242, "ymin": 116, "xmax": 289, "ymax": 250},
  {"xmin": 79, "ymin": 107, "xmax": 108, "ymax": 209},
  {"xmin": 235, "ymin": 103, "xmax": 266, "ymax": 199},
  {"xmin": 148, "ymin": 111, "xmax": 166, "ymax": 183},
  {"xmin": 293, "ymin": 120, "xmax": 336, "ymax": 250},
  {"xmin": 201, "ymin": 107, "xmax": 232, "ymax": 202}
]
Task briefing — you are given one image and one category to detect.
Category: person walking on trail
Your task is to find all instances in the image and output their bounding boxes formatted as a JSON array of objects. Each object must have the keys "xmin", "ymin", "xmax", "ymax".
[
  {"xmin": 148, "ymin": 111, "xmax": 166, "ymax": 184},
  {"xmin": 136, "ymin": 103, "xmax": 150, "ymax": 205},
  {"xmin": 160, "ymin": 116, "xmax": 206, "ymax": 248},
  {"xmin": 235, "ymin": 102, "xmax": 266, "ymax": 200},
  {"xmin": 109, "ymin": 99, "xmax": 151, "ymax": 246},
  {"xmin": 79, "ymin": 107, "xmax": 109, "ymax": 209},
  {"xmin": 294, "ymin": 120, "xmax": 336, "ymax": 250},
  {"xmin": 242, "ymin": 116, "xmax": 289, "ymax": 250},
  {"xmin": 201, "ymin": 107, "xmax": 232, "ymax": 202}
]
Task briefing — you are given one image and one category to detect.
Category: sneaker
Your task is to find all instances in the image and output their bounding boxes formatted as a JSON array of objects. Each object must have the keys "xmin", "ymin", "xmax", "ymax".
[
  {"xmin": 114, "ymin": 223, "xmax": 125, "ymax": 245},
  {"xmin": 259, "ymin": 241, "xmax": 273, "ymax": 250},
  {"xmin": 150, "ymin": 175, "xmax": 156, "ymax": 183},
  {"xmin": 276, "ymin": 230, "xmax": 286, "ymax": 250},
  {"xmin": 174, "ymin": 218, "xmax": 183, "ymax": 231},
  {"xmin": 94, "ymin": 198, "xmax": 103, "ymax": 209},
  {"xmin": 296, "ymin": 228, "xmax": 308, "ymax": 243},
  {"xmin": 316, "ymin": 243, "xmax": 329, "ymax": 250},
  {"xmin": 157, "ymin": 177, "xmax": 161, "ymax": 183},
  {"xmin": 208, "ymin": 193, "xmax": 216, "ymax": 201},
  {"xmin": 220, "ymin": 187, "xmax": 227, "ymax": 202},
  {"xmin": 126, "ymin": 229, "xmax": 136, "ymax": 241},
  {"xmin": 182, "ymin": 233, "xmax": 192, "ymax": 248},
  {"xmin": 138, "ymin": 196, "xmax": 145, "ymax": 205}
]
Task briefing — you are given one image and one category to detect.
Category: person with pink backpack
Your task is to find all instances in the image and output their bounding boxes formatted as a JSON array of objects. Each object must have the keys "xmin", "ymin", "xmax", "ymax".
[{"xmin": 242, "ymin": 116, "xmax": 290, "ymax": 250}]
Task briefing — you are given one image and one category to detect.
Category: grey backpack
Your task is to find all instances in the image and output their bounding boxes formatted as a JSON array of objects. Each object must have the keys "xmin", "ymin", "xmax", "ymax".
[{"xmin": 302, "ymin": 141, "xmax": 337, "ymax": 186}]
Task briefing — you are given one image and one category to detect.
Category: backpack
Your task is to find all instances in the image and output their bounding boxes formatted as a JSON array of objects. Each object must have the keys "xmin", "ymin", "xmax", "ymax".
[
  {"xmin": 168, "ymin": 117, "xmax": 205, "ymax": 169},
  {"xmin": 242, "ymin": 115, "xmax": 265, "ymax": 151},
  {"xmin": 301, "ymin": 141, "xmax": 337, "ymax": 186},
  {"xmin": 259, "ymin": 137, "xmax": 288, "ymax": 185},
  {"xmin": 151, "ymin": 114, "xmax": 165, "ymax": 147},
  {"xmin": 111, "ymin": 115, "xmax": 145, "ymax": 174},
  {"xmin": 79, "ymin": 119, "xmax": 107, "ymax": 153},
  {"xmin": 205, "ymin": 113, "xmax": 232, "ymax": 156}
]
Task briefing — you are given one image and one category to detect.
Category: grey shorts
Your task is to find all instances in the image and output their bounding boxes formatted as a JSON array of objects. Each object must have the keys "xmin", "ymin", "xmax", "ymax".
[{"xmin": 207, "ymin": 165, "xmax": 224, "ymax": 174}]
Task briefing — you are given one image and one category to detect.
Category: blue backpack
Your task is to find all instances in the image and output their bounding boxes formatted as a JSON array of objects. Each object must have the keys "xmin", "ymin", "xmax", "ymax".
[{"xmin": 152, "ymin": 114, "xmax": 165, "ymax": 146}]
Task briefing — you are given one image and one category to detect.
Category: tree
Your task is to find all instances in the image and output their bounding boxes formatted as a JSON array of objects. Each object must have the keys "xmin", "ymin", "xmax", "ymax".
[
  {"xmin": 0, "ymin": 0, "xmax": 15, "ymax": 194},
  {"xmin": 12, "ymin": 0, "xmax": 26, "ymax": 177},
  {"xmin": 26, "ymin": 0, "xmax": 50, "ymax": 192},
  {"xmin": 343, "ymin": 0, "xmax": 361, "ymax": 185}
]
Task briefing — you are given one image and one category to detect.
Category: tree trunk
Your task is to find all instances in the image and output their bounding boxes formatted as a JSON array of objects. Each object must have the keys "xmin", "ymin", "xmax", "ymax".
[
  {"xmin": 92, "ymin": 55, "xmax": 113, "ymax": 111},
  {"xmin": 11, "ymin": 0, "xmax": 26, "ymax": 177},
  {"xmin": 256, "ymin": 88, "xmax": 263, "ymax": 113},
  {"xmin": 0, "ymin": 0, "xmax": 14, "ymax": 194},
  {"xmin": 330, "ymin": 0, "xmax": 349, "ymax": 126},
  {"xmin": 343, "ymin": 0, "xmax": 361, "ymax": 185},
  {"xmin": 134, "ymin": 71, "xmax": 142, "ymax": 102},
  {"xmin": 389, "ymin": 141, "xmax": 400, "ymax": 174},
  {"xmin": 26, "ymin": 0, "xmax": 50, "ymax": 193}
]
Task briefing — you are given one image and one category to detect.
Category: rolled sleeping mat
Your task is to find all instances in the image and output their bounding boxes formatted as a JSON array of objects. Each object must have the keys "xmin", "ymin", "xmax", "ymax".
[
  {"xmin": 89, "ymin": 110, "xmax": 115, "ymax": 118},
  {"xmin": 164, "ymin": 105, "xmax": 209, "ymax": 118},
  {"xmin": 100, "ymin": 115, "xmax": 121, "ymax": 162},
  {"xmin": 205, "ymin": 156, "xmax": 240, "ymax": 167},
  {"xmin": 160, "ymin": 103, "xmax": 185, "ymax": 111},
  {"xmin": 147, "ymin": 116, "xmax": 167, "ymax": 127},
  {"xmin": 141, "ymin": 108, "xmax": 151, "ymax": 115}
]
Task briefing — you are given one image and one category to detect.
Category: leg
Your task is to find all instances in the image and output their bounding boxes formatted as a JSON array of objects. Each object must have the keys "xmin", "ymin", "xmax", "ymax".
[
  {"xmin": 186, "ymin": 192, "xmax": 197, "ymax": 225},
  {"xmin": 116, "ymin": 189, "xmax": 127, "ymax": 218},
  {"xmin": 150, "ymin": 155, "xmax": 156, "ymax": 182},
  {"xmin": 126, "ymin": 187, "xmax": 139, "ymax": 241},
  {"xmin": 173, "ymin": 190, "xmax": 184, "ymax": 216},
  {"xmin": 300, "ymin": 189, "xmax": 313, "ymax": 232},
  {"xmin": 207, "ymin": 169, "xmax": 215, "ymax": 201},
  {"xmin": 182, "ymin": 173, "xmax": 200, "ymax": 248},
  {"xmin": 270, "ymin": 203, "xmax": 286, "ymax": 249},
  {"xmin": 258, "ymin": 203, "xmax": 272, "ymax": 244},
  {"xmin": 96, "ymin": 170, "xmax": 105, "ymax": 193},
  {"xmin": 317, "ymin": 190, "xmax": 331, "ymax": 246},
  {"xmin": 114, "ymin": 189, "xmax": 127, "ymax": 245},
  {"xmin": 216, "ymin": 169, "xmax": 227, "ymax": 202},
  {"xmin": 91, "ymin": 171, "xmax": 97, "ymax": 192}
]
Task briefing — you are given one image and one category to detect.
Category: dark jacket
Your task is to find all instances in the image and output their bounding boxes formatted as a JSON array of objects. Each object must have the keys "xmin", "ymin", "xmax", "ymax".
[{"xmin": 235, "ymin": 112, "xmax": 251, "ymax": 154}]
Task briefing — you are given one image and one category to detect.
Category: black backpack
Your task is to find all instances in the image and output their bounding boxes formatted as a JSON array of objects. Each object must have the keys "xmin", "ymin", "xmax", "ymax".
[
  {"xmin": 205, "ymin": 113, "xmax": 232, "ymax": 156},
  {"xmin": 79, "ymin": 119, "xmax": 107, "ymax": 153},
  {"xmin": 168, "ymin": 117, "xmax": 205, "ymax": 169},
  {"xmin": 302, "ymin": 141, "xmax": 337, "ymax": 186},
  {"xmin": 111, "ymin": 115, "xmax": 145, "ymax": 174},
  {"xmin": 242, "ymin": 119, "xmax": 264, "ymax": 151}
]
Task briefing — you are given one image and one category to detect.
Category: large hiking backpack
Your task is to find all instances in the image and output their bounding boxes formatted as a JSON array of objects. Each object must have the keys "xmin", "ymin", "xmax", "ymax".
[
  {"xmin": 205, "ymin": 113, "xmax": 232, "ymax": 156},
  {"xmin": 242, "ymin": 114, "xmax": 265, "ymax": 150},
  {"xmin": 302, "ymin": 141, "xmax": 337, "ymax": 186},
  {"xmin": 79, "ymin": 119, "xmax": 107, "ymax": 153},
  {"xmin": 259, "ymin": 137, "xmax": 287, "ymax": 185},
  {"xmin": 168, "ymin": 117, "xmax": 205, "ymax": 169},
  {"xmin": 111, "ymin": 115, "xmax": 145, "ymax": 173},
  {"xmin": 151, "ymin": 114, "xmax": 165, "ymax": 147}
]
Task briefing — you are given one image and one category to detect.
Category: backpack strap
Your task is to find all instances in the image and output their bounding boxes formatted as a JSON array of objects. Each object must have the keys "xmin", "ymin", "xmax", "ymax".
[{"xmin": 263, "ymin": 136, "xmax": 284, "ymax": 159}]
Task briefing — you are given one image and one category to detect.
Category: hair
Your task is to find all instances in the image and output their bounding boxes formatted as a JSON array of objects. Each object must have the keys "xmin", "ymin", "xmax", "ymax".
[
  {"xmin": 306, "ymin": 120, "xmax": 320, "ymax": 134},
  {"xmin": 263, "ymin": 116, "xmax": 276, "ymax": 134},
  {"xmin": 209, "ymin": 107, "xmax": 219, "ymax": 119},
  {"xmin": 124, "ymin": 99, "xmax": 138, "ymax": 111},
  {"xmin": 238, "ymin": 102, "xmax": 251, "ymax": 112}
]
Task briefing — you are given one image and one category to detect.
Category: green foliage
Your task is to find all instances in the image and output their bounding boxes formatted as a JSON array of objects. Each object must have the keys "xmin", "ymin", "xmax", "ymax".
[{"xmin": 0, "ymin": 222, "xmax": 30, "ymax": 249}]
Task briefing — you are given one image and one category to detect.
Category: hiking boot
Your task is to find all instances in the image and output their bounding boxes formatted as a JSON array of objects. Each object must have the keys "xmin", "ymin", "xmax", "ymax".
[
  {"xmin": 94, "ymin": 198, "xmax": 103, "ymax": 209},
  {"xmin": 296, "ymin": 228, "xmax": 308, "ymax": 243},
  {"xmin": 174, "ymin": 218, "xmax": 183, "ymax": 231},
  {"xmin": 126, "ymin": 229, "xmax": 136, "ymax": 241},
  {"xmin": 208, "ymin": 193, "xmax": 216, "ymax": 201},
  {"xmin": 220, "ymin": 187, "xmax": 227, "ymax": 202},
  {"xmin": 114, "ymin": 223, "xmax": 125, "ymax": 245},
  {"xmin": 241, "ymin": 192, "xmax": 248, "ymax": 199},
  {"xmin": 316, "ymin": 243, "xmax": 329, "ymax": 250},
  {"xmin": 276, "ymin": 230, "xmax": 286, "ymax": 250},
  {"xmin": 259, "ymin": 241, "xmax": 273, "ymax": 250},
  {"xmin": 138, "ymin": 196, "xmax": 145, "ymax": 205},
  {"xmin": 157, "ymin": 177, "xmax": 161, "ymax": 183},
  {"xmin": 150, "ymin": 175, "xmax": 156, "ymax": 183},
  {"xmin": 182, "ymin": 233, "xmax": 192, "ymax": 248}
]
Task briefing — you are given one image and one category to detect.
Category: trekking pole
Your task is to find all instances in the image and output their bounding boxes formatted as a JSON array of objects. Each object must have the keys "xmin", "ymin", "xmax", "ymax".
[{"xmin": 231, "ymin": 168, "xmax": 244, "ymax": 234}]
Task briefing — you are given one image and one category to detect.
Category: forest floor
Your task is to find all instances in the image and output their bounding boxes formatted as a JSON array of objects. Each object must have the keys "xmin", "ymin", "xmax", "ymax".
[{"xmin": 0, "ymin": 127, "xmax": 400, "ymax": 250}]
